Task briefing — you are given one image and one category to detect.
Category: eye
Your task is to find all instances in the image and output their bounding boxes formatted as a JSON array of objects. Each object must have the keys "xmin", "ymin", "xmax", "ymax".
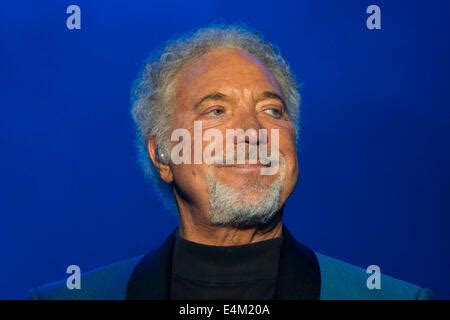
[
  {"xmin": 205, "ymin": 107, "xmax": 225, "ymax": 117},
  {"xmin": 264, "ymin": 107, "xmax": 282, "ymax": 118}
]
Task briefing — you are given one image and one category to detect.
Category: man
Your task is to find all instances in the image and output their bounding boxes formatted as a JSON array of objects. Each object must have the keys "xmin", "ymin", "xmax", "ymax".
[{"xmin": 28, "ymin": 25, "xmax": 432, "ymax": 300}]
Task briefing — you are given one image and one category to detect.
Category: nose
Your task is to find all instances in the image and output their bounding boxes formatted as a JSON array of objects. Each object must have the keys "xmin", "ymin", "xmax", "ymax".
[{"xmin": 234, "ymin": 109, "xmax": 265, "ymax": 145}]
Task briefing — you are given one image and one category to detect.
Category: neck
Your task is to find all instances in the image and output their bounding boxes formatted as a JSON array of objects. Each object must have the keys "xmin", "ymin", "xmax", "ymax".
[{"xmin": 178, "ymin": 214, "xmax": 283, "ymax": 246}]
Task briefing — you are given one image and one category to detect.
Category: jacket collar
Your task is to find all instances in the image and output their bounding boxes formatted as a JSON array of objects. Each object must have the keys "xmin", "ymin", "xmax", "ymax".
[{"xmin": 126, "ymin": 225, "xmax": 321, "ymax": 300}]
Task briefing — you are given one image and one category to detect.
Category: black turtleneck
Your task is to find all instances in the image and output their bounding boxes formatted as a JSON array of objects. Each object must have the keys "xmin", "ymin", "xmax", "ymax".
[{"xmin": 170, "ymin": 230, "xmax": 283, "ymax": 300}]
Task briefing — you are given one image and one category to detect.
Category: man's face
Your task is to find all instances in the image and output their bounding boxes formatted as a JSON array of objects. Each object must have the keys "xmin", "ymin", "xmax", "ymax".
[{"xmin": 158, "ymin": 47, "xmax": 298, "ymax": 226}]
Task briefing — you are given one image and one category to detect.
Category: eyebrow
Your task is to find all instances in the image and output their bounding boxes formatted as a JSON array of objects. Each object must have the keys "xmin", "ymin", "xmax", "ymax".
[
  {"xmin": 194, "ymin": 92, "xmax": 229, "ymax": 110},
  {"xmin": 193, "ymin": 90, "xmax": 286, "ymax": 110},
  {"xmin": 256, "ymin": 91, "xmax": 286, "ymax": 106}
]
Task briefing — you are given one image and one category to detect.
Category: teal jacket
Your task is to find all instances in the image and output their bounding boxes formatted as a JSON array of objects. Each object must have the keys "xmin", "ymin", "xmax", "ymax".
[{"xmin": 27, "ymin": 227, "xmax": 432, "ymax": 300}]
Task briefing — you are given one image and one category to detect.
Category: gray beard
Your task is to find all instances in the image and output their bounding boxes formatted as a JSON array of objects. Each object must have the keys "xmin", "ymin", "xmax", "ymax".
[{"xmin": 206, "ymin": 169, "xmax": 284, "ymax": 227}]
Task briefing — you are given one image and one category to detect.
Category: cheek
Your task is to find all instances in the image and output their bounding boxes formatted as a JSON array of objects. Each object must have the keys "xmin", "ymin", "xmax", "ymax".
[
  {"xmin": 171, "ymin": 164, "xmax": 210, "ymax": 198},
  {"xmin": 278, "ymin": 131, "xmax": 298, "ymax": 180},
  {"xmin": 171, "ymin": 165, "xmax": 195, "ymax": 190},
  {"xmin": 279, "ymin": 148, "xmax": 299, "ymax": 201},
  {"xmin": 172, "ymin": 164, "xmax": 202, "ymax": 182},
  {"xmin": 285, "ymin": 150, "xmax": 298, "ymax": 182}
]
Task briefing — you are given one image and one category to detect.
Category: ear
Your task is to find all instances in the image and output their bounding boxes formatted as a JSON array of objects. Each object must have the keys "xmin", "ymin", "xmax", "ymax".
[{"xmin": 147, "ymin": 137, "xmax": 174, "ymax": 184}]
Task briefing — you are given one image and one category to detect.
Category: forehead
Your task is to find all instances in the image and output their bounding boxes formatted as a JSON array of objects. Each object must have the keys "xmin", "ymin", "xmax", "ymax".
[{"xmin": 173, "ymin": 47, "xmax": 282, "ymax": 102}]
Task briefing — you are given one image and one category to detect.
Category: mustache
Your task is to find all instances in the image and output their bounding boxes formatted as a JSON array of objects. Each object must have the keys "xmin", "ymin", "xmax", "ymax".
[{"xmin": 207, "ymin": 148, "xmax": 279, "ymax": 165}]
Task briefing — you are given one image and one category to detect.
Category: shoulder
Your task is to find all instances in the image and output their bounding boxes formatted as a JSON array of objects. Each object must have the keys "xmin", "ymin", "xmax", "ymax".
[
  {"xmin": 27, "ymin": 255, "xmax": 144, "ymax": 300},
  {"xmin": 315, "ymin": 252, "xmax": 433, "ymax": 300}
]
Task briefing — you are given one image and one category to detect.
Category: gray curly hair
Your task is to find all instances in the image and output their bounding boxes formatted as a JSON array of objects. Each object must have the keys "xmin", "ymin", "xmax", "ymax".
[{"xmin": 130, "ymin": 24, "xmax": 300, "ymax": 207}]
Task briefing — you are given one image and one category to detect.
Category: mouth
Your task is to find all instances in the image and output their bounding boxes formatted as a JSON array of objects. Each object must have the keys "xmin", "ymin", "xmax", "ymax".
[{"xmin": 214, "ymin": 162, "xmax": 271, "ymax": 172}]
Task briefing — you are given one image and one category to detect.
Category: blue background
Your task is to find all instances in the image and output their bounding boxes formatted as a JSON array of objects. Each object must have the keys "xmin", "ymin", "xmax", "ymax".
[{"xmin": 1, "ymin": 0, "xmax": 449, "ymax": 299}]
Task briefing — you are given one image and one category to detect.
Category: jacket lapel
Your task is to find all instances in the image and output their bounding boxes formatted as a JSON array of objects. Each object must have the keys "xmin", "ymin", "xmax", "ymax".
[
  {"xmin": 274, "ymin": 227, "xmax": 321, "ymax": 299},
  {"xmin": 126, "ymin": 228, "xmax": 177, "ymax": 300},
  {"xmin": 126, "ymin": 226, "xmax": 321, "ymax": 300}
]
